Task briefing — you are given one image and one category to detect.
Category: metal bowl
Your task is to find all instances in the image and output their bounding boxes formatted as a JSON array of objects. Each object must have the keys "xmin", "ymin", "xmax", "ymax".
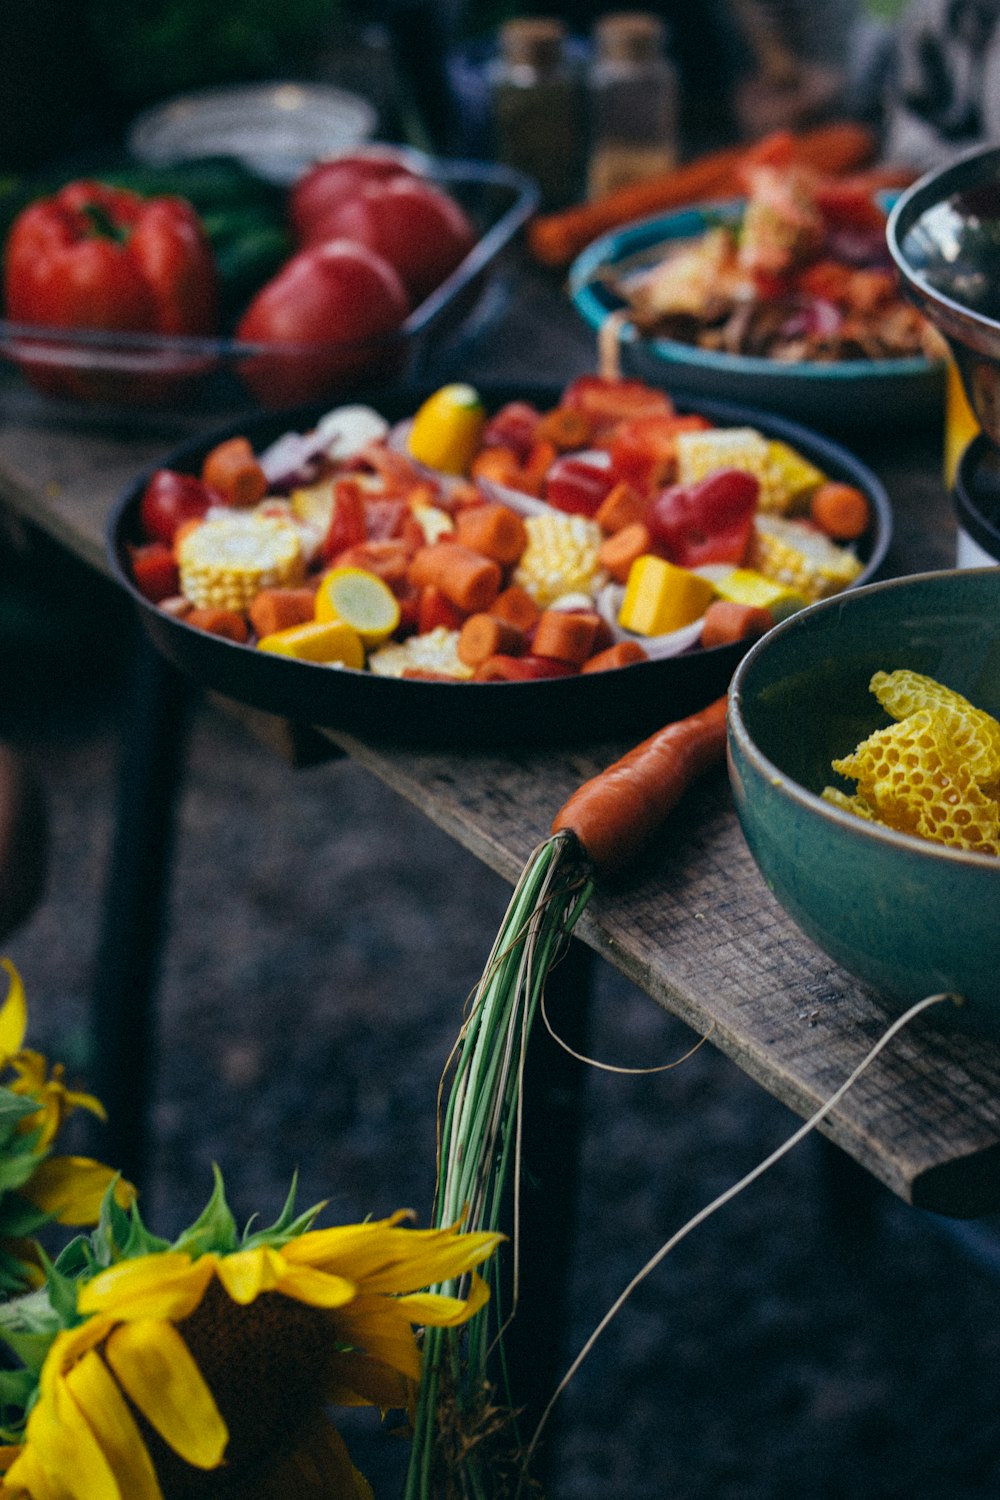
[
  {"xmin": 888, "ymin": 144, "xmax": 1000, "ymax": 448},
  {"xmin": 728, "ymin": 567, "xmax": 1000, "ymax": 1039}
]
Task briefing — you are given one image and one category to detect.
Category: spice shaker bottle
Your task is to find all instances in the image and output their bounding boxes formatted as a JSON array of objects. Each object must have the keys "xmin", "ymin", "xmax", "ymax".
[
  {"xmin": 586, "ymin": 11, "xmax": 679, "ymax": 201},
  {"xmin": 489, "ymin": 17, "xmax": 586, "ymax": 210}
]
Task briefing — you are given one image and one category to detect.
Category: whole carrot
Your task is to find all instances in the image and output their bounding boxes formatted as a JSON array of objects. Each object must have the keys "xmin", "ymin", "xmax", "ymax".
[
  {"xmin": 551, "ymin": 695, "xmax": 728, "ymax": 874},
  {"xmin": 528, "ymin": 120, "xmax": 877, "ymax": 269}
]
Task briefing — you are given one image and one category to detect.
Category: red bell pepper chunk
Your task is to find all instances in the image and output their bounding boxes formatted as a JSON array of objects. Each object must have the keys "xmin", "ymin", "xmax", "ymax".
[
  {"xmin": 130, "ymin": 541, "xmax": 181, "ymax": 603},
  {"xmin": 481, "ymin": 401, "xmax": 542, "ymax": 462},
  {"xmin": 649, "ymin": 468, "xmax": 759, "ymax": 570},
  {"xmin": 321, "ymin": 478, "xmax": 367, "ymax": 560},
  {"xmin": 561, "ymin": 375, "xmax": 673, "ymax": 437},
  {"xmin": 609, "ymin": 413, "xmax": 714, "ymax": 495},
  {"xmin": 418, "ymin": 585, "xmax": 467, "ymax": 634},
  {"xmin": 544, "ymin": 450, "xmax": 616, "ymax": 517}
]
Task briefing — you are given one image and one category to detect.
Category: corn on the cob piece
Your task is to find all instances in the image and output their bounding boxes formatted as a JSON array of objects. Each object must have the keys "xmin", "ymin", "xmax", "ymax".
[
  {"xmin": 512, "ymin": 512, "xmax": 606, "ymax": 607},
  {"xmin": 748, "ymin": 516, "xmax": 862, "ymax": 603},
  {"xmin": 369, "ymin": 626, "xmax": 474, "ymax": 680},
  {"xmin": 763, "ymin": 441, "xmax": 827, "ymax": 514},
  {"xmin": 178, "ymin": 514, "xmax": 305, "ymax": 612}
]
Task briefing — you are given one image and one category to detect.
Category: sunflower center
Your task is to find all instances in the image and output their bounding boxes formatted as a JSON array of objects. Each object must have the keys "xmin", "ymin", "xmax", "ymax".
[{"xmin": 141, "ymin": 1280, "xmax": 338, "ymax": 1498}]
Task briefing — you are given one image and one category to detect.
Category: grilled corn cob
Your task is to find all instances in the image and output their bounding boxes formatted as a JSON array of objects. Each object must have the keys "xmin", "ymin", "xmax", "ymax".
[
  {"xmin": 178, "ymin": 513, "xmax": 305, "ymax": 612},
  {"xmin": 512, "ymin": 512, "xmax": 606, "ymax": 606},
  {"xmin": 748, "ymin": 515, "xmax": 862, "ymax": 602}
]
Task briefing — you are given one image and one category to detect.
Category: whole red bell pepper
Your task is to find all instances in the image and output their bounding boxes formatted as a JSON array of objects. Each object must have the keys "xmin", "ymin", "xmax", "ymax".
[{"xmin": 3, "ymin": 179, "xmax": 218, "ymax": 401}]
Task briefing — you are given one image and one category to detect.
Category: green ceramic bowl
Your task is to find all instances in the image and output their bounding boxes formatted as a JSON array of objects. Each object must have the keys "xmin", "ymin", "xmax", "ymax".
[{"xmin": 727, "ymin": 568, "xmax": 1000, "ymax": 1039}]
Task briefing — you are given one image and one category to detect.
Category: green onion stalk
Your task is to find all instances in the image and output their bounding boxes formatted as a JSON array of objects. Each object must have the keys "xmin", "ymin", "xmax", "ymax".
[{"xmin": 403, "ymin": 831, "xmax": 592, "ymax": 1500}]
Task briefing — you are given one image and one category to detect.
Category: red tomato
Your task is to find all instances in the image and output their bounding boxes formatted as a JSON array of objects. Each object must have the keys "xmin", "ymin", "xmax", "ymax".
[
  {"xmin": 236, "ymin": 240, "xmax": 410, "ymax": 408},
  {"xmin": 320, "ymin": 478, "xmax": 367, "ymax": 561},
  {"xmin": 543, "ymin": 451, "xmax": 616, "ymax": 517},
  {"xmin": 139, "ymin": 469, "xmax": 216, "ymax": 545},
  {"xmin": 312, "ymin": 176, "xmax": 476, "ymax": 305},
  {"xmin": 289, "ymin": 149, "xmax": 418, "ymax": 244},
  {"xmin": 649, "ymin": 468, "xmax": 759, "ymax": 569}
]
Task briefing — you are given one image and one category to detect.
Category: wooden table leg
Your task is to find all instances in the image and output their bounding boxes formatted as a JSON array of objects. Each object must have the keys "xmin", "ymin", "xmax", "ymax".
[
  {"xmin": 88, "ymin": 625, "xmax": 191, "ymax": 1190},
  {"xmin": 500, "ymin": 934, "xmax": 593, "ymax": 1486}
]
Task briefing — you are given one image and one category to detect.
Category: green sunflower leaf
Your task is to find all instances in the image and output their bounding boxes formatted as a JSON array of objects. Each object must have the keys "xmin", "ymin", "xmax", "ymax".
[
  {"xmin": 38, "ymin": 1248, "xmax": 79, "ymax": 1328},
  {"xmin": 242, "ymin": 1172, "xmax": 327, "ymax": 1248},
  {"xmin": 0, "ymin": 1089, "xmax": 40, "ymax": 1146},
  {"xmin": 0, "ymin": 1194, "xmax": 53, "ymax": 1239},
  {"xmin": 172, "ymin": 1164, "xmax": 238, "ymax": 1257},
  {"xmin": 0, "ymin": 1365, "xmax": 36, "ymax": 1411},
  {"xmin": 0, "ymin": 1144, "xmax": 46, "ymax": 1194}
]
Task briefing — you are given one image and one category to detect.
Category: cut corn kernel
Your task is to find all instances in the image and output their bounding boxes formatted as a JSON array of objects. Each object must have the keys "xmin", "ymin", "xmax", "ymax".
[
  {"xmin": 619, "ymin": 554, "xmax": 715, "ymax": 636},
  {"xmin": 257, "ymin": 620, "xmax": 365, "ymax": 668},
  {"xmin": 763, "ymin": 441, "xmax": 827, "ymax": 514},
  {"xmin": 512, "ymin": 512, "xmax": 605, "ymax": 606},
  {"xmin": 711, "ymin": 567, "xmax": 806, "ymax": 621},
  {"xmin": 748, "ymin": 516, "xmax": 862, "ymax": 603},
  {"xmin": 368, "ymin": 626, "xmax": 474, "ymax": 680},
  {"xmin": 675, "ymin": 424, "xmax": 778, "ymax": 500},
  {"xmin": 178, "ymin": 514, "xmax": 304, "ymax": 612}
]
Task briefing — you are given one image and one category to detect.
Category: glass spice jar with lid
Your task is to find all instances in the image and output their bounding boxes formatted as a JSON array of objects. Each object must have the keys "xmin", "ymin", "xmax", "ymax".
[
  {"xmin": 488, "ymin": 16, "xmax": 587, "ymax": 211},
  {"xmin": 586, "ymin": 10, "xmax": 679, "ymax": 201}
]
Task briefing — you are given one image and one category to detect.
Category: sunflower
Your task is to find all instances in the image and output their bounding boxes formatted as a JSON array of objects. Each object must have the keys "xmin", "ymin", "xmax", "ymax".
[
  {"xmin": 0, "ymin": 960, "xmax": 133, "ymax": 1291},
  {"xmin": 0, "ymin": 1168, "xmax": 501, "ymax": 1500}
]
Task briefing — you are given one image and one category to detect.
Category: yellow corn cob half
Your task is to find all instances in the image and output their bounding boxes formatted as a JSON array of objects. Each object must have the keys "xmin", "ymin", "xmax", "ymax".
[
  {"xmin": 748, "ymin": 516, "xmax": 862, "ymax": 603},
  {"xmin": 178, "ymin": 514, "xmax": 305, "ymax": 612},
  {"xmin": 512, "ymin": 512, "xmax": 606, "ymax": 606}
]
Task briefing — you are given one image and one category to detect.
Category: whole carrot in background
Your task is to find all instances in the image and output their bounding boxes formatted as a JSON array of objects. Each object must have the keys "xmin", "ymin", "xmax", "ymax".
[
  {"xmin": 552, "ymin": 695, "xmax": 729, "ymax": 874},
  {"xmin": 528, "ymin": 121, "xmax": 879, "ymax": 269}
]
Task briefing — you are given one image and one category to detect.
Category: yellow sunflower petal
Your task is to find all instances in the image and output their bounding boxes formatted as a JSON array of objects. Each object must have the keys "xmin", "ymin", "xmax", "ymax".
[
  {"xmin": 3, "ymin": 1444, "xmax": 63, "ymax": 1500},
  {"xmin": 65, "ymin": 1351, "xmax": 163, "ymax": 1500},
  {"xmin": 17, "ymin": 1375, "xmax": 122, "ymax": 1500},
  {"xmin": 19, "ymin": 1157, "xmax": 134, "ymax": 1227},
  {"xmin": 324, "ymin": 1350, "xmax": 413, "ymax": 1411},
  {"xmin": 78, "ymin": 1254, "xmax": 214, "ymax": 1322},
  {"xmin": 269, "ymin": 1262, "xmax": 357, "ymax": 1310},
  {"xmin": 212, "ymin": 1246, "xmax": 283, "ymax": 1305},
  {"xmin": 283, "ymin": 1219, "xmax": 501, "ymax": 1296},
  {"xmin": 331, "ymin": 1298, "xmax": 423, "ymax": 1383},
  {"xmin": 0, "ymin": 961, "xmax": 27, "ymax": 1061},
  {"xmin": 104, "ymin": 1320, "xmax": 227, "ymax": 1471},
  {"xmin": 42, "ymin": 1321, "xmax": 117, "ymax": 1396},
  {"xmin": 396, "ymin": 1269, "xmax": 492, "ymax": 1327}
]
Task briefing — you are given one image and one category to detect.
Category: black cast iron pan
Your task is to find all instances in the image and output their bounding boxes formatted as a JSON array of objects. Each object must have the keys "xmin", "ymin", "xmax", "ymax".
[{"xmin": 107, "ymin": 382, "xmax": 892, "ymax": 749}]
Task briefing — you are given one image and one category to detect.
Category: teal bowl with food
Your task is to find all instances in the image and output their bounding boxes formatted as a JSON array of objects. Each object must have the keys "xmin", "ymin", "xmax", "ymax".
[{"xmin": 727, "ymin": 568, "xmax": 1000, "ymax": 1038}]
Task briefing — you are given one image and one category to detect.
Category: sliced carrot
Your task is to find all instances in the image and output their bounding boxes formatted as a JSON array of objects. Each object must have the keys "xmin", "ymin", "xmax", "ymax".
[
  {"xmin": 185, "ymin": 607, "xmax": 249, "ymax": 643},
  {"xmin": 699, "ymin": 600, "xmax": 773, "ymax": 649},
  {"xmin": 454, "ymin": 501, "xmax": 528, "ymax": 565},
  {"xmin": 491, "ymin": 585, "xmax": 541, "ymax": 633},
  {"xmin": 333, "ymin": 540, "xmax": 413, "ymax": 591},
  {"xmin": 595, "ymin": 480, "xmax": 648, "ymax": 535},
  {"xmin": 201, "ymin": 436, "xmax": 268, "ymax": 508},
  {"xmin": 457, "ymin": 613, "xmax": 526, "ymax": 667},
  {"xmin": 808, "ymin": 482, "xmax": 871, "ymax": 541},
  {"xmin": 470, "ymin": 445, "xmax": 523, "ymax": 489},
  {"xmin": 520, "ymin": 438, "xmax": 559, "ymax": 496},
  {"xmin": 580, "ymin": 640, "xmax": 649, "ymax": 673},
  {"xmin": 551, "ymin": 695, "xmax": 729, "ymax": 874},
  {"xmin": 598, "ymin": 523, "xmax": 652, "ymax": 585},
  {"xmin": 407, "ymin": 543, "xmax": 503, "ymax": 614},
  {"xmin": 531, "ymin": 609, "xmax": 602, "ymax": 666},
  {"xmin": 534, "ymin": 406, "xmax": 593, "ymax": 450},
  {"xmin": 248, "ymin": 587, "xmax": 318, "ymax": 638}
]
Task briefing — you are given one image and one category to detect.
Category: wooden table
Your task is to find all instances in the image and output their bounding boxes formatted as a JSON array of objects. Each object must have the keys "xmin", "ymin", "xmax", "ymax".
[{"xmin": 2, "ymin": 263, "xmax": 998, "ymax": 1224}]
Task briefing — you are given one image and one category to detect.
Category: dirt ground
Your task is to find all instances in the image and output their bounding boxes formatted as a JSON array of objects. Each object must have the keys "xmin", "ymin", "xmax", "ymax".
[{"xmin": 4, "ymin": 542, "xmax": 1000, "ymax": 1500}]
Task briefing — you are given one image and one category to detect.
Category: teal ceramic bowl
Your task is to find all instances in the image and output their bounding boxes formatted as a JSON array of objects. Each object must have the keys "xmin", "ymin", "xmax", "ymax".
[
  {"xmin": 569, "ymin": 197, "xmax": 945, "ymax": 431},
  {"xmin": 727, "ymin": 568, "xmax": 1000, "ymax": 1039}
]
